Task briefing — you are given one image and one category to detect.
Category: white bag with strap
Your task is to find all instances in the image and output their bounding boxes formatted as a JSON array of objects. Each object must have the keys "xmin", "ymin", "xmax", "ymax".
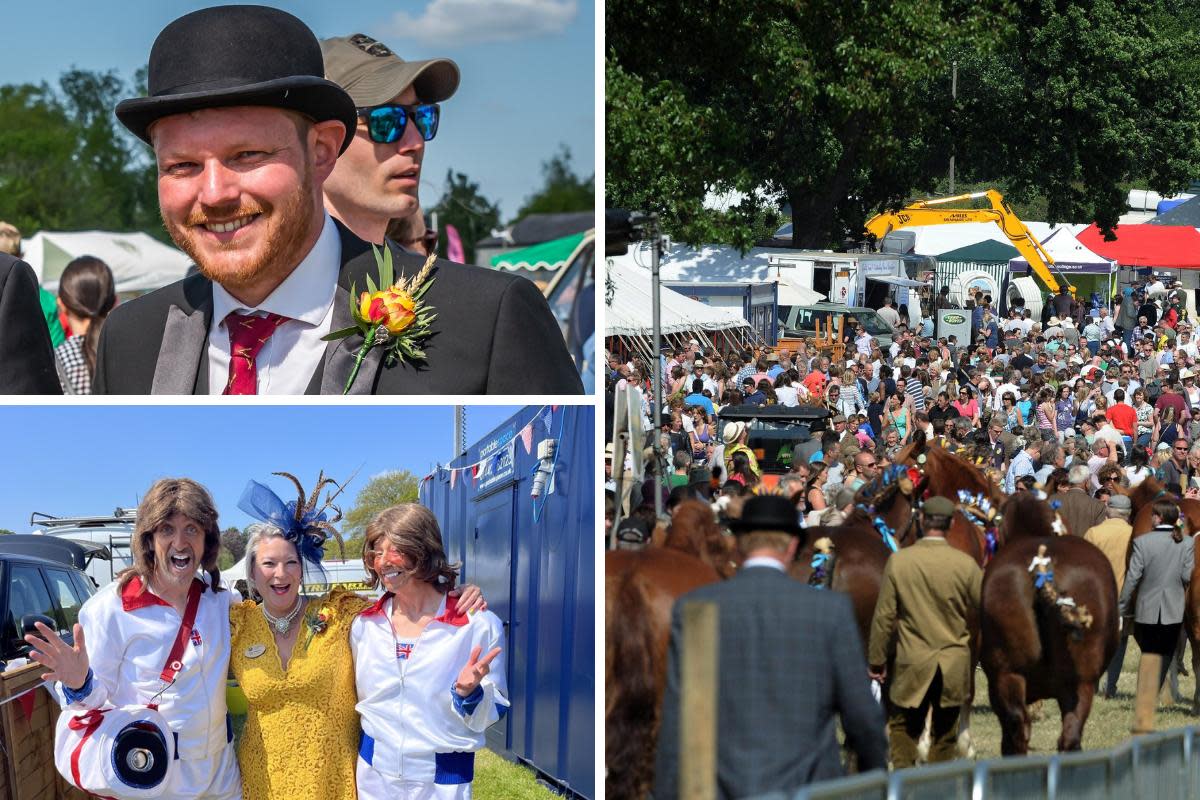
[{"xmin": 53, "ymin": 580, "xmax": 200, "ymax": 799}]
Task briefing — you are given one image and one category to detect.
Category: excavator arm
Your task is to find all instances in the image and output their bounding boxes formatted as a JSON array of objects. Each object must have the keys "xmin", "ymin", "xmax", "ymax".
[{"xmin": 864, "ymin": 189, "xmax": 1073, "ymax": 296}]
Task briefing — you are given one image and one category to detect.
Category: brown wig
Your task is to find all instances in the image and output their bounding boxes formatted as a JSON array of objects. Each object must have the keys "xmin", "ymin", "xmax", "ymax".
[
  {"xmin": 117, "ymin": 478, "xmax": 223, "ymax": 592},
  {"xmin": 362, "ymin": 504, "xmax": 459, "ymax": 593}
]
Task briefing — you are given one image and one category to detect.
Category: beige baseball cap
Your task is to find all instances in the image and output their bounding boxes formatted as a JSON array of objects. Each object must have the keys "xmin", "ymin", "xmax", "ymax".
[{"xmin": 321, "ymin": 34, "xmax": 460, "ymax": 106}]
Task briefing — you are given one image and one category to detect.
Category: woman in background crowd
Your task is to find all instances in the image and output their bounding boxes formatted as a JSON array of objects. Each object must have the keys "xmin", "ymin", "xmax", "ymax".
[{"xmin": 54, "ymin": 256, "xmax": 115, "ymax": 394}]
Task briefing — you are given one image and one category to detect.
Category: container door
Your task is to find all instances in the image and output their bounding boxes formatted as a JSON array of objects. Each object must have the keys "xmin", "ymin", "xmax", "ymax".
[{"xmin": 469, "ymin": 485, "xmax": 515, "ymax": 751}]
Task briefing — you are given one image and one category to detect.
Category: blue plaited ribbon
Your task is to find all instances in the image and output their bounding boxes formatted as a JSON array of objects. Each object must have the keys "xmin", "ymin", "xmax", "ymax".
[
  {"xmin": 810, "ymin": 553, "xmax": 830, "ymax": 588},
  {"xmin": 238, "ymin": 480, "xmax": 329, "ymax": 567},
  {"xmin": 1049, "ymin": 499, "xmax": 1062, "ymax": 511},
  {"xmin": 1034, "ymin": 570, "xmax": 1053, "ymax": 589},
  {"xmin": 985, "ymin": 530, "xmax": 997, "ymax": 557},
  {"xmin": 857, "ymin": 504, "xmax": 899, "ymax": 552}
]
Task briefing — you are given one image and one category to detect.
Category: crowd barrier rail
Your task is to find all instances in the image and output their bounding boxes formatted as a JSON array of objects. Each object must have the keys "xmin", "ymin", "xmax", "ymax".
[{"xmin": 759, "ymin": 726, "xmax": 1200, "ymax": 800}]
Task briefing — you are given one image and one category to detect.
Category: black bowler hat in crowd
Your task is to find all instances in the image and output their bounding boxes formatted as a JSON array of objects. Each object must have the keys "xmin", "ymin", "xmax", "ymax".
[
  {"xmin": 115, "ymin": 5, "xmax": 358, "ymax": 153},
  {"xmin": 728, "ymin": 495, "xmax": 805, "ymax": 537}
]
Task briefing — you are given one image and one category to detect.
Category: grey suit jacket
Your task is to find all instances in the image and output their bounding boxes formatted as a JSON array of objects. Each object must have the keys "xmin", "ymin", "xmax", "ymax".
[
  {"xmin": 653, "ymin": 566, "xmax": 887, "ymax": 800},
  {"xmin": 1120, "ymin": 527, "xmax": 1195, "ymax": 625}
]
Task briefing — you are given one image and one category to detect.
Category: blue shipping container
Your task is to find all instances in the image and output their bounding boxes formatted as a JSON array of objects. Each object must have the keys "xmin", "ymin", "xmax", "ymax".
[{"xmin": 419, "ymin": 405, "xmax": 594, "ymax": 799}]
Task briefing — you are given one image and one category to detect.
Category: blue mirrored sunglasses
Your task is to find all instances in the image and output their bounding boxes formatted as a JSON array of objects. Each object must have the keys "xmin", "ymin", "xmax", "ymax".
[{"xmin": 358, "ymin": 103, "xmax": 440, "ymax": 144}]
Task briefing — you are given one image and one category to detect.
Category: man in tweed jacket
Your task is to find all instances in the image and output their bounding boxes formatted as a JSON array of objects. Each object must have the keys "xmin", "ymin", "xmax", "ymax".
[
  {"xmin": 654, "ymin": 496, "xmax": 887, "ymax": 799},
  {"xmin": 868, "ymin": 495, "xmax": 982, "ymax": 768}
]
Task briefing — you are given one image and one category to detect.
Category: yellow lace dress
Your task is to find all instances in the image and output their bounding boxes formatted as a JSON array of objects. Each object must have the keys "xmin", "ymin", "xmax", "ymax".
[{"xmin": 229, "ymin": 587, "xmax": 370, "ymax": 800}]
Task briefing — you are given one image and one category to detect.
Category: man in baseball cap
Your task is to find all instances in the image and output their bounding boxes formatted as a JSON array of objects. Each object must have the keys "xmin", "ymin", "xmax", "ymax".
[
  {"xmin": 320, "ymin": 34, "xmax": 460, "ymax": 245},
  {"xmin": 97, "ymin": 9, "xmax": 580, "ymax": 395}
]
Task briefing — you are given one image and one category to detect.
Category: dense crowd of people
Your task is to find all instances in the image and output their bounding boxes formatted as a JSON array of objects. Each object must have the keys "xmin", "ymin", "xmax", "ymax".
[
  {"xmin": 606, "ymin": 275, "xmax": 1200, "ymax": 534},
  {"xmin": 606, "ymin": 276, "xmax": 1200, "ymax": 796}
]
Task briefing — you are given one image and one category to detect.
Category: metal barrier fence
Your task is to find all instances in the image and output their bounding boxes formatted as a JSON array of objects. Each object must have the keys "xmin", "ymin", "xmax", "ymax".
[{"xmin": 766, "ymin": 727, "xmax": 1200, "ymax": 800}]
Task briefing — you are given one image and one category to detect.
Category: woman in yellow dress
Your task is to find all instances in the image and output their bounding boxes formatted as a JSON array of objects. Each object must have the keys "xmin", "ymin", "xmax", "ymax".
[{"xmin": 228, "ymin": 474, "xmax": 483, "ymax": 799}]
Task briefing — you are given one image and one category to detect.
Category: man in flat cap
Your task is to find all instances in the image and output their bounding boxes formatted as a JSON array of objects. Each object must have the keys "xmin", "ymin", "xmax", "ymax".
[
  {"xmin": 868, "ymin": 495, "xmax": 982, "ymax": 767},
  {"xmin": 654, "ymin": 495, "xmax": 886, "ymax": 798},
  {"xmin": 95, "ymin": 7, "xmax": 580, "ymax": 395}
]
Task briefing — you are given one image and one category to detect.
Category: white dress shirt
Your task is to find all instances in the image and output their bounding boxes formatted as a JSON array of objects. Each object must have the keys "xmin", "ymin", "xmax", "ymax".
[{"xmin": 207, "ymin": 214, "xmax": 341, "ymax": 394}]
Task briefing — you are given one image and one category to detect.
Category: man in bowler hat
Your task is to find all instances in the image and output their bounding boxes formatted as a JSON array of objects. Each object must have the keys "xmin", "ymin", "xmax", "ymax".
[
  {"xmin": 654, "ymin": 495, "xmax": 886, "ymax": 798},
  {"xmin": 868, "ymin": 495, "xmax": 982, "ymax": 767},
  {"xmin": 95, "ymin": 5, "xmax": 581, "ymax": 395}
]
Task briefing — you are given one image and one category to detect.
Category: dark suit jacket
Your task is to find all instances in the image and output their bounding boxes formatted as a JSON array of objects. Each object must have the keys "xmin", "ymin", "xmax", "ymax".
[
  {"xmin": 0, "ymin": 254, "xmax": 61, "ymax": 394},
  {"xmin": 653, "ymin": 566, "xmax": 887, "ymax": 800},
  {"xmin": 93, "ymin": 221, "xmax": 583, "ymax": 394}
]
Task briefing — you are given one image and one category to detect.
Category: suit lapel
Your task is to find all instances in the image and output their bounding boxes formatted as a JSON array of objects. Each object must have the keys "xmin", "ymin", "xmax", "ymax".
[
  {"xmin": 151, "ymin": 299, "xmax": 212, "ymax": 395},
  {"xmin": 316, "ymin": 285, "xmax": 385, "ymax": 395}
]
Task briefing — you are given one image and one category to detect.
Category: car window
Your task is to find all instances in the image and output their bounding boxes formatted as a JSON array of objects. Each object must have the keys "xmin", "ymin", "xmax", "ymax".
[
  {"xmin": 69, "ymin": 570, "xmax": 97, "ymax": 603},
  {"xmin": 547, "ymin": 246, "xmax": 591, "ymax": 328},
  {"xmin": 5, "ymin": 564, "xmax": 56, "ymax": 654},
  {"xmin": 45, "ymin": 568, "xmax": 85, "ymax": 630},
  {"xmin": 850, "ymin": 311, "xmax": 895, "ymax": 335}
]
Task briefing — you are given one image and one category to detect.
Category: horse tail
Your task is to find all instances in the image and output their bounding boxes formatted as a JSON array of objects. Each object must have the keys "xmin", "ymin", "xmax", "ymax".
[
  {"xmin": 1030, "ymin": 544, "xmax": 1094, "ymax": 637},
  {"xmin": 605, "ymin": 569, "xmax": 665, "ymax": 800}
]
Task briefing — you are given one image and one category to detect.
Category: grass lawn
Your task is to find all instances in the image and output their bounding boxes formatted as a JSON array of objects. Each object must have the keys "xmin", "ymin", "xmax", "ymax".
[{"xmin": 962, "ymin": 641, "xmax": 1197, "ymax": 757}]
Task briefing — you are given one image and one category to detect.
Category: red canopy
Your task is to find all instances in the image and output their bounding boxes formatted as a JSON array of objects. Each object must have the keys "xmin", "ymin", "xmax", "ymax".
[{"xmin": 1076, "ymin": 224, "xmax": 1200, "ymax": 269}]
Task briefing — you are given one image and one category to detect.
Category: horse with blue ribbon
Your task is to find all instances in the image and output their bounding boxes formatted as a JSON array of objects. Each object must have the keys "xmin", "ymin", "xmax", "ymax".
[{"xmin": 981, "ymin": 491, "xmax": 1119, "ymax": 754}]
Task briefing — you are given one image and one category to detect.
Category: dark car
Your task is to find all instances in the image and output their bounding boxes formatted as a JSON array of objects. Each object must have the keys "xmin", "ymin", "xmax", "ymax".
[
  {"xmin": 718, "ymin": 404, "xmax": 832, "ymax": 482},
  {"xmin": 0, "ymin": 536, "xmax": 103, "ymax": 664}
]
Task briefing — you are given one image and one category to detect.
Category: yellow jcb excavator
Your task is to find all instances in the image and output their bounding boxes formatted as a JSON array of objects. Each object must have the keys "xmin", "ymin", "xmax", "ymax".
[{"xmin": 863, "ymin": 189, "xmax": 1075, "ymax": 296}]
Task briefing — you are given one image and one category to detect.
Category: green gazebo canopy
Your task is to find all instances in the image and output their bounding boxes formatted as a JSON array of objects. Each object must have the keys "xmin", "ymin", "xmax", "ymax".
[
  {"xmin": 936, "ymin": 239, "xmax": 1019, "ymax": 263},
  {"xmin": 490, "ymin": 231, "xmax": 587, "ymax": 271}
]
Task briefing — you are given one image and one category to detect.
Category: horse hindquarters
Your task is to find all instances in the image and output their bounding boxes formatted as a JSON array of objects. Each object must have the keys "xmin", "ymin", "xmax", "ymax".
[{"xmin": 605, "ymin": 570, "xmax": 663, "ymax": 800}]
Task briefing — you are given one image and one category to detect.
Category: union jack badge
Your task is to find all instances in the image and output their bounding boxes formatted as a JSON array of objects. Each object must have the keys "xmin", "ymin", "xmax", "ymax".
[
  {"xmin": 191, "ymin": 630, "xmax": 203, "ymax": 647},
  {"xmin": 396, "ymin": 642, "xmax": 414, "ymax": 660}
]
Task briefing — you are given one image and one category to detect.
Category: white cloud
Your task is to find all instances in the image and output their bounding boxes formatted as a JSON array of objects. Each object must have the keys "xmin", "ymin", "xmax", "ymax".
[{"xmin": 384, "ymin": 0, "xmax": 578, "ymax": 45}]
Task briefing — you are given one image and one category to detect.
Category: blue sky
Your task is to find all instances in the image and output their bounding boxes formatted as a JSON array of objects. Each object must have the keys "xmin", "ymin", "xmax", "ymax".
[
  {"xmin": 0, "ymin": 405, "xmax": 524, "ymax": 533},
  {"xmin": 0, "ymin": 0, "xmax": 594, "ymax": 223}
]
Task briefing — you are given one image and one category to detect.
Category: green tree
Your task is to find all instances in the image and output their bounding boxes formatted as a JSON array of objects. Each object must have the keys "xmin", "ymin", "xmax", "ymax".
[
  {"xmin": 606, "ymin": 0, "xmax": 1200, "ymax": 249},
  {"xmin": 220, "ymin": 527, "xmax": 248, "ymax": 563},
  {"xmin": 342, "ymin": 470, "xmax": 420, "ymax": 540},
  {"xmin": 429, "ymin": 169, "xmax": 502, "ymax": 264},
  {"xmin": 950, "ymin": 1, "xmax": 1200, "ymax": 234},
  {"xmin": 0, "ymin": 69, "xmax": 160, "ymax": 237},
  {"xmin": 0, "ymin": 529, "xmax": 14, "ymax": 536},
  {"xmin": 515, "ymin": 145, "xmax": 594, "ymax": 219}
]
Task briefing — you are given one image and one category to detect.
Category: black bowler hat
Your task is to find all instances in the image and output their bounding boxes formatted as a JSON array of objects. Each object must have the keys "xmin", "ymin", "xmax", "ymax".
[
  {"xmin": 728, "ymin": 495, "xmax": 805, "ymax": 537},
  {"xmin": 115, "ymin": 5, "xmax": 357, "ymax": 153}
]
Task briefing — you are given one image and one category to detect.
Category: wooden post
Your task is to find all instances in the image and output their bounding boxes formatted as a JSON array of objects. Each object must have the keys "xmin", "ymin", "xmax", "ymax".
[{"xmin": 679, "ymin": 601, "xmax": 719, "ymax": 800}]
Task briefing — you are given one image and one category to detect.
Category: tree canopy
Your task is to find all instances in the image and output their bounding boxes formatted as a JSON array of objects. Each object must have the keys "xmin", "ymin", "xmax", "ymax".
[
  {"xmin": 607, "ymin": 0, "xmax": 1200, "ymax": 249},
  {"xmin": 342, "ymin": 470, "xmax": 421, "ymax": 541},
  {"xmin": 0, "ymin": 69, "xmax": 160, "ymax": 237},
  {"xmin": 515, "ymin": 145, "xmax": 594, "ymax": 219},
  {"xmin": 429, "ymin": 169, "xmax": 502, "ymax": 264}
]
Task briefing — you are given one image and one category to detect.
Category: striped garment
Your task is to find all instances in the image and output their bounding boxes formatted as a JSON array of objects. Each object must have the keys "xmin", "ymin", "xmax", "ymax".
[{"xmin": 905, "ymin": 377, "xmax": 926, "ymax": 411}]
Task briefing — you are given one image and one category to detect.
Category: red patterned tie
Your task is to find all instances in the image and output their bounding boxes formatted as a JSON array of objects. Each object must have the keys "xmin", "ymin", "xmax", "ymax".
[{"xmin": 223, "ymin": 312, "xmax": 288, "ymax": 395}]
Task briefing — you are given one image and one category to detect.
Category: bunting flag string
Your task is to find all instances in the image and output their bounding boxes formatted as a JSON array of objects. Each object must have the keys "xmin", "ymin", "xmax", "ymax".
[{"xmin": 442, "ymin": 406, "xmax": 554, "ymax": 486}]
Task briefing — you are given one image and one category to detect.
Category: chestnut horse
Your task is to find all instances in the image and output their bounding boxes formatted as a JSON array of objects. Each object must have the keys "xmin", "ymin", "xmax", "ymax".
[
  {"xmin": 1125, "ymin": 477, "xmax": 1200, "ymax": 712},
  {"xmin": 605, "ymin": 501, "xmax": 735, "ymax": 799},
  {"xmin": 980, "ymin": 492, "xmax": 1119, "ymax": 754}
]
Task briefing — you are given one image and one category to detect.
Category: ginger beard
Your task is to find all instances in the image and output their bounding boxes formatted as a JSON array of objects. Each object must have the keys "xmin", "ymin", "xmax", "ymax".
[{"xmin": 162, "ymin": 161, "xmax": 317, "ymax": 297}]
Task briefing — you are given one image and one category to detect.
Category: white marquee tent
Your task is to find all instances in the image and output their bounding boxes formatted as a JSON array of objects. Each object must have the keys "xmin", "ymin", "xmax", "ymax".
[
  {"xmin": 21, "ymin": 230, "xmax": 192, "ymax": 294},
  {"xmin": 897, "ymin": 221, "xmax": 1086, "ymax": 257},
  {"xmin": 608, "ymin": 242, "xmax": 826, "ymax": 305},
  {"xmin": 605, "ymin": 259, "xmax": 751, "ymax": 338}
]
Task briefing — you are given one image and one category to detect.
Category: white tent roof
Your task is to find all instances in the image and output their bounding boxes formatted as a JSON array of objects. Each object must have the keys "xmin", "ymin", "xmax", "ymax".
[
  {"xmin": 900, "ymin": 222, "xmax": 1086, "ymax": 257},
  {"xmin": 605, "ymin": 259, "xmax": 751, "ymax": 337},
  {"xmin": 22, "ymin": 230, "xmax": 193, "ymax": 294},
  {"xmin": 613, "ymin": 241, "xmax": 816, "ymax": 282},
  {"xmin": 1008, "ymin": 226, "xmax": 1117, "ymax": 271}
]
